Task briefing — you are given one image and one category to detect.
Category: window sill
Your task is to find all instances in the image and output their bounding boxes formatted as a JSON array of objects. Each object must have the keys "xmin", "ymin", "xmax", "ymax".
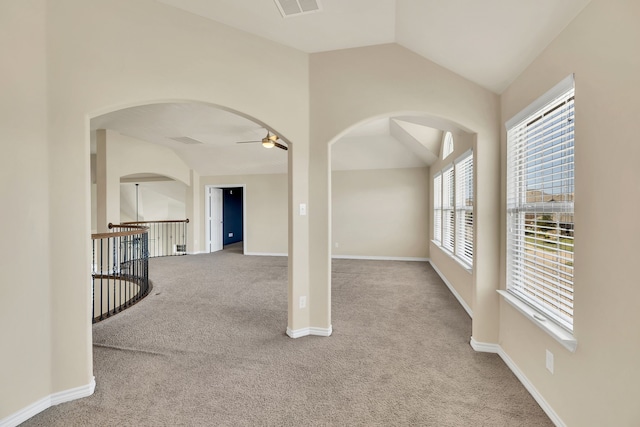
[
  {"xmin": 497, "ymin": 290, "xmax": 577, "ymax": 353},
  {"xmin": 430, "ymin": 240, "xmax": 473, "ymax": 274},
  {"xmin": 453, "ymin": 256, "xmax": 473, "ymax": 274}
]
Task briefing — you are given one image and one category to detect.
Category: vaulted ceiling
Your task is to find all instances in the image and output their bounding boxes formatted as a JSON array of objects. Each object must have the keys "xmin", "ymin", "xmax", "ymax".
[
  {"xmin": 155, "ymin": 0, "xmax": 591, "ymax": 93},
  {"xmin": 92, "ymin": 0, "xmax": 592, "ymax": 176}
]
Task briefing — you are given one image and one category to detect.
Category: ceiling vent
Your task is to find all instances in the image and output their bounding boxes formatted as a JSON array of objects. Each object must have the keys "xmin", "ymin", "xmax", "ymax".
[
  {"xmin": 170, "ymin": 136, "xmax": 204, "ymax": 145},
  {"xmin": 274, "ymin": 0, "xmax": 321, "ymax": 18}
]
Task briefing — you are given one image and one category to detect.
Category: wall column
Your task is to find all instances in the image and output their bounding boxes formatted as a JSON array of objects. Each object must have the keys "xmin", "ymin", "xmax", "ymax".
[
  {"xmin": 95, "ymin": 129, "xmax": 120, "ymax": 232},
  {"xmin": 286, "ymin": 139, "xmax": 313, "ymax": 336},
  {"xmin": 307, "ymin": 136, "xmax": 331, "ymax": 333},
  {"xmin": 471, "ymin": 133, "xmax": 501, "ymax": 345},
  {"xmin": 186, "ymin": 169, "xmax": 201, "ymax": 253}
]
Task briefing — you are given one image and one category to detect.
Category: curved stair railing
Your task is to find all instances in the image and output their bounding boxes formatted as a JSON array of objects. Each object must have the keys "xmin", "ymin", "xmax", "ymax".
[
  {"xmin": 120, "ymin": 219, "xmax": 189, "ymax": 258},
  {"xmin": 91, "ymin": 224, "xmax": 149, "ymax": 323},
  {"xmin": 90, "ymin": 219, "xmax": 189, "ymax": 323}
]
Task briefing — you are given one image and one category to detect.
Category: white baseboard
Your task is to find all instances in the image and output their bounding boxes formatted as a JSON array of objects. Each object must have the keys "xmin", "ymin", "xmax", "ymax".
[
  {"xmin": 286, "ymin": 326, "xmax": 333, "ymax": 339},
  {"xmin": 332, "ymin": 255, "xmax": 429, "ymax": 262},
  {"xmin": 469, "ymin": 337, "xmax": 499, "ymax": 353},
  {"xmin": 429, "ymin": 261, "xmax": 473, "ymax": 318},
  {"xmin": 0, "ymin": 377, "xmax": 95, "ymax": 427},
  {"xmin": 188, "ymin": 251, "xmax": 288, "ymax": 257},
  {"xmin": 244, "ymin": 252, "xmax": 288, "ymax": 257},
  {"xmin": 470, "ymin": 339, "xmax": 565, "ymax": 427}
]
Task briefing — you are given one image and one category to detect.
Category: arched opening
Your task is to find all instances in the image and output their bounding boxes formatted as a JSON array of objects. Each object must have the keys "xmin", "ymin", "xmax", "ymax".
[
  {"xmin": 90, "ymin": 100, "xmax": 291, "ymax": 246},
  {"xmin": 329, "ymin": 113, "xmax": 473, "ymax": 259},
  {"xmin": 88, "ymin": 99, "xmax": 293, "ymax": 331},
  {"xmin": 327, "ymin": 112, "xmax": 477, "ymax": 321}
]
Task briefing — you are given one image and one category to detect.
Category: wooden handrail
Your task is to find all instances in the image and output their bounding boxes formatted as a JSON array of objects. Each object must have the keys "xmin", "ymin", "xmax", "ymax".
[
  {"xmin": 121, "ymin": 219, "xmax": 189, "ymax": 225},
  {"xmin": 91, "ymin": 224, "xmax": 148, "ymax": 240}
]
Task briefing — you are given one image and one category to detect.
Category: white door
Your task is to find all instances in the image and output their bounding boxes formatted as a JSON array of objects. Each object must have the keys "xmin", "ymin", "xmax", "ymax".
[{"xmin": 206, "ymin": 187, "xmax": 223, "ymax": 253}]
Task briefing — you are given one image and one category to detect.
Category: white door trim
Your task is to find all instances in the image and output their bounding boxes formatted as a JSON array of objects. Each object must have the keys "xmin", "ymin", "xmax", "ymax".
[
  {"xmin": 204, "ymin": 184, "xmax": 247, "ymax": 254},
  {"xmin": 205, "ymin": 187, "xmax": 223, "ymax": 252}
]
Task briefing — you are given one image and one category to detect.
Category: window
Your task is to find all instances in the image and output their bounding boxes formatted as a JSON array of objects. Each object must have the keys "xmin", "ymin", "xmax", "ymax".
[
  {"xmin": 455, "ymin": 153, "xmax": 473, "ymax": 266},
  {"xmin": 442, "ymin": 131, "xmax": 454, "ymax": 159},
  {"xmin": 506, "ymin": 75, "xmax": 575, "ymax": 331},
  {"xmin": 441, "ymin": 166, "xmax": 455, "ymax": 252},
  {"xmin": 433, "ymin": 173, "xmax": 442, "ymax": 244},
  {"xmin": 432, "ymin": 151, "xmax": 474, "ymax": 268}
]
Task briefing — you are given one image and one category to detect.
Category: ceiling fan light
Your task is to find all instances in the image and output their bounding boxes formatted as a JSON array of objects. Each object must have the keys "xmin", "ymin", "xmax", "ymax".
[{"xmin": 262, "ymin": 140, "xmax": 275, "ymax": 148}]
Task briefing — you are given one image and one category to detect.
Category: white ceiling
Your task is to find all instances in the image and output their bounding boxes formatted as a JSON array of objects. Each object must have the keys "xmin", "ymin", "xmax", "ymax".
[
  {"xmin": 155, "ymin": 0, "xmax": 591, "ymax": 93},
  {"xmin": 92, "ymin": 1, "xmax": 592, "ymax": 176},
  {"xmin": 91, "ymin": 103, "xmax": 445, "ymax": 176},
  {"xmin": 91, "ymin": 103, "xmax": 290, "ymax": 176}
]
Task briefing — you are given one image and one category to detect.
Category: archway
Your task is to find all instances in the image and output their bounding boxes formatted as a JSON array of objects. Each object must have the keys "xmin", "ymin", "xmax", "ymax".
[
  {"xmin": 325, "ymin": 111, "xmax": 479, "ymax": 330},
  {"xmin": 88, "ymin": 99, "xmax": 296, "ymax": 335},
  {"xmin": 90, "ymin": 100, "xmax": 292, "ymax": 247},
  {"xmin": 328, "ymin": 112, "xmax": 474, "ymax": 256}
]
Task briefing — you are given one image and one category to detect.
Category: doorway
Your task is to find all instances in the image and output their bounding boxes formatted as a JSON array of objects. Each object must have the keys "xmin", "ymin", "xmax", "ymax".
[
  {"xmin": 205, "ymin": 184, "xmax": 246, "ymax": 253},
  {"xmin": 206, "ymin": 187, "xmax": 223, "ymax": 252},
  {"xmin": 223, "ymin": 187, "xmax": 243, "ymax": 246}
]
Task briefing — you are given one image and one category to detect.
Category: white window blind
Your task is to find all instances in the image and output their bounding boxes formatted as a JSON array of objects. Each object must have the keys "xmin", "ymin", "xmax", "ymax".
[
  {"xmin": 455, "ymin": 152, "xmax": 473, "ymax": 266},
  {"xmin": 442, "ymin": 166, "xmax": 455, "ymax": 252},
  {"xmin": 433, "ymin": 173, "xmax": 442, "ymax": 243},
  {"xmin": 506, "ymin": 76, "xmax": 575, "ymax": 331}
]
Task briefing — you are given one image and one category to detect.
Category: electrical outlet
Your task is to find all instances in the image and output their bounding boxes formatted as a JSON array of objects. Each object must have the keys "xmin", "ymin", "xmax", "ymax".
[
  {"xmin": 299, "ymin": 296, "xmax": 306, "ymax": 309},
  {"xmin": 546, "ymin": 349, "xmax": 554, "ymax": 374}
]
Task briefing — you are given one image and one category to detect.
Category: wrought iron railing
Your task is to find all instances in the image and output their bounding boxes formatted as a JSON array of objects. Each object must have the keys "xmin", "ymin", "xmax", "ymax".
[
  {"xmin": 91, "ymin": 224, "xmax": 149, "ymax": 323},
  {"xmin": 119, "ymin": 219, "xmax": 189, "ymax": 257}
]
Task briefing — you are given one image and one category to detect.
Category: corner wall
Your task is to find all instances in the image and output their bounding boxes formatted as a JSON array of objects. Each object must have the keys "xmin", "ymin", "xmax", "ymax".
[
  {"xmin": 499, "ymin": 0, "xmax": 640, "ymax": 424},
  {"xmin": 310, "ymin": 43, "xmax": 500, "ymax": 342}
]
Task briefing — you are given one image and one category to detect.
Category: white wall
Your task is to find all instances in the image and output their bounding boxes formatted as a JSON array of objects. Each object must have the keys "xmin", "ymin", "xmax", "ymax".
[
  {"xmin": 120, "ymin": 181, "xmax": 187, "ymax": 222},
  {"xmin": 499, "ymin": 0, "xmax": 640, "ymax": 424},
  {"xmin": 332, "ymin": 168, "xmax": 429, "ymax": 259},
  {"xmin": 0, "ymin": 0, "xmax": 52, "ymax": 418}
]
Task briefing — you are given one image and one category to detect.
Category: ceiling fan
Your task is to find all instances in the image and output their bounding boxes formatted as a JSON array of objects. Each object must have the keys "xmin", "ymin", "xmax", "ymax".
[{"xmin": 236, "ymin": 131, "xmax": 288, "ymax": 151}]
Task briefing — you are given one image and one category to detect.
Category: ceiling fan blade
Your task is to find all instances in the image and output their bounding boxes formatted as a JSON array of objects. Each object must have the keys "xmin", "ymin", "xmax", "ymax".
[{"xmin": 274, "ymin": 142, "xmax": 288, "ymax": 151}]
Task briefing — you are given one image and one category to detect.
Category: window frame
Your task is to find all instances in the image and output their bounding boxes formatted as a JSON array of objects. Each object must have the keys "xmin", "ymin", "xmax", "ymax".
[
  {"xmin": 454, "ymin": 151, "xmax": 474, "ymax": 267},
  {"xmin": 441, "ymin": 165, "xmax": 455, "ymax": 253},
  {"xmin": 433, "ymin": 172, "xmax": 442, "ymax": 244},
  {"xmin": 505, "ymin": 74, "xmax": 575, "ymax": 332},
  {"xmin": 432, "ymin": 150, "xmax": 474, "ymax": 269}
]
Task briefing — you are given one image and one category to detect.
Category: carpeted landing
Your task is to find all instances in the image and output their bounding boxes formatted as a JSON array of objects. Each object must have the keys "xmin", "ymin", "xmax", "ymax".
[{"xmin": 23, "ymin": 248, "xmax": 553, "ymax": 426}]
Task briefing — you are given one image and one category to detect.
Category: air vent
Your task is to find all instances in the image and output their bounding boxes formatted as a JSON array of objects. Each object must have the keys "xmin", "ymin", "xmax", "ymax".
[
  {"xmin": 274, "ymin": 0, "xmax": 321, "ymax": 17},
  {"xmin": 170, "ymin": 136, "xmax": 204, "ymax": 145}
]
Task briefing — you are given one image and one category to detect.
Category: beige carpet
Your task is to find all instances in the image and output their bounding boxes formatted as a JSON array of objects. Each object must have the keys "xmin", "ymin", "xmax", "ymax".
[{"xmin": 23, "ymin": 247, "xmax": 552, "ymax": 426}]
